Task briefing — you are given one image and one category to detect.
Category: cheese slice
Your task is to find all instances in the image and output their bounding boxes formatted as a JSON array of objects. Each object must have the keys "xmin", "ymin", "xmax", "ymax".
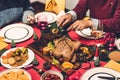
[
  {"xmin": 45, "ymin": 0, "xmax": 65, "ymax": 14},
  {"xmin": 104, "ymin": 60, "xmax": 120, "ymax": 72}
]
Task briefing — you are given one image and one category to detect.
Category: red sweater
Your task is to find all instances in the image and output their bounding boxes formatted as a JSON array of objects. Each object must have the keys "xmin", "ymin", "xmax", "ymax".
[{"xmin": 73, "ymin": 0, "xmax": 120, "ymax": 33}]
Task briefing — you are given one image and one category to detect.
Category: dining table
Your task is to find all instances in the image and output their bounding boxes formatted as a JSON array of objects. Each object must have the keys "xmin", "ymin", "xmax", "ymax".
[
  {"xmin": 0, "ymin": 2, "xmax": 119, "ymax": 80},
  {"xmin": 1, "ymin": 21, "xmax": 115, "ymax": 80}
]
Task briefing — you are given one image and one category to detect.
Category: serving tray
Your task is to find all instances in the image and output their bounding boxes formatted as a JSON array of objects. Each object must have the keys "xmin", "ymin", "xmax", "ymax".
[{"xmin": 28, "ymin": 23, "xmax": 95, "ymax": 75}]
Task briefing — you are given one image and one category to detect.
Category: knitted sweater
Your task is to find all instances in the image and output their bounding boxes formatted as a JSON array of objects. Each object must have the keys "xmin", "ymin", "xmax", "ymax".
[
  {"xmin": 0, "ymin": 0, "xmax": 34, "ymax": 27},
  {"xmin": 73, "ymin": 0, "xmax": 120, "ymax": 33}
]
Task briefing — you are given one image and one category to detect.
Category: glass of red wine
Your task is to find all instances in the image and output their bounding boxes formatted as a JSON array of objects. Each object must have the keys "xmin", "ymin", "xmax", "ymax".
[
  {"xmin": 37, "ymin": 15, "xmax": 48, "ymax": 30},
  {"xmin": 91, "ymin": 21, "xmax": 103, "ymax": 60}
]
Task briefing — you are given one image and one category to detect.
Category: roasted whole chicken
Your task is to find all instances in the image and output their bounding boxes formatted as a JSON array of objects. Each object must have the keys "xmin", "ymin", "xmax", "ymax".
[{"xmin": 51, "ymin": 37, "xmax": 81, "ymax": 61}]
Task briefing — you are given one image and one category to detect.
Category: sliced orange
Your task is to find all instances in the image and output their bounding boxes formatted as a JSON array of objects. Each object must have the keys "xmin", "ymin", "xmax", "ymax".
[{"xmin": 62, "ymin": 61, "xmax": 73, "ymax": 69}]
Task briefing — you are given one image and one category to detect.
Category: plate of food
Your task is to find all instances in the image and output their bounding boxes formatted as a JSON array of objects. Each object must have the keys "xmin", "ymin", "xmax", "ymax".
[
  {"xmin": 0, "ymin": 68, "xmax": 31, "ymax": 80},
  {"xmin": 0, "ymin": 47, "xmax": 35, "ymax": 68},
  {"xmin": 81, "ymin": 67, "xmax": 120, "ymax": 80},
  {"xmin": 0, "ymin": 23, "xmax": 34, "ymax": 43},
  {"xmin": 75, "ymin": 28, "xmax": 104, "ymax": 39},
  {"xmin": 35, "ymin": 12, "xmax": 57, "ymax": 24}
]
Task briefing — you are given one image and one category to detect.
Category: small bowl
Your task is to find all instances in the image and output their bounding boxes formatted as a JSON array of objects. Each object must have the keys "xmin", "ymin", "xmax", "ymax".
[{"xmin": 41, "ymin": 70, "xmax": 63, "ymax": 80}]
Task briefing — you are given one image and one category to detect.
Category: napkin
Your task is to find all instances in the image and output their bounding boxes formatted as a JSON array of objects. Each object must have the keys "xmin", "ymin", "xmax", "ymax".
[
  {"xmin": 0, "ymin": 37, "xmax": 8, "ymax": 50},
  {"xmin": 0, "ymin": 37, "xmax": 4, "ymax": 41},
  {"xmin": 104, "ymin": 60, "xmax": 120, "ymax": 72},
  {"xmin": 45, "ymin": 0, "xmax": 65, "ymax": 14}
]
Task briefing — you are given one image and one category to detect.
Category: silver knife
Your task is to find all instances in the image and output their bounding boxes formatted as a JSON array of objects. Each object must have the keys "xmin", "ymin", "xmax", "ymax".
[{"xmin": 98, "ymin": 76, "xmax": 115, "ymax": 80}]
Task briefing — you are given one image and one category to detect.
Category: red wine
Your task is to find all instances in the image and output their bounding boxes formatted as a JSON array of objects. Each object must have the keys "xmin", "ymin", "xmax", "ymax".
[{"xmin": 37, "ymin": 21, "xmax": 48, "ymax": 29}]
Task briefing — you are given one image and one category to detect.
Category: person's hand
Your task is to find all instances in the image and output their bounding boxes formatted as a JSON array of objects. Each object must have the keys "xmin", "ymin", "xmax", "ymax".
[
  {"xmin": 57, "ymin": 13, "xmax": 72, "ymax": 27},
  {"xmin": 27, "ymin": 14, "xmax": 35, "ymax": 24},
  {"xmin": 67, "ymin": 20, "xmax": 93, "ymax": 31}
]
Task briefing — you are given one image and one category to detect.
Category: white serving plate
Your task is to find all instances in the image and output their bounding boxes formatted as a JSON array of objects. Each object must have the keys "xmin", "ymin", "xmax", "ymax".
[
  {"xmin": 75, "ymin": 28, "xmax": 104, "ymax": 39},
  {"xmin": 81, "ymin": 67, "xmax": 120, "ymax": 80},
  {"xmin": 0, "ymin": 23, "xmax": 34, "ymax": 43},
  {"xmin": 35, "ymin": 12, "xmax": 57, "ymax": 24},
  {"xmin": 0, "ymin": 47, "xmax": 35, "ymax": 68},
  {"xmin": 0, "ymin": 68, "xmax": 31, "ymax": 80}
]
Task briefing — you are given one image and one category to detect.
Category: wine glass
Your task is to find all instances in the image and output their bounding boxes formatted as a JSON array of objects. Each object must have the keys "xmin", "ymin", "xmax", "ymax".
[
  {"xmin": 37, "ymin": 15, "xmax": 48, "ymax": 30},
  {"xmin": 91, "ymin": 20, "xmax": 103, "ymax": 42},
  {"xmin": 91, "ymin": 21, "xmax": 103, "ymax": 60}
]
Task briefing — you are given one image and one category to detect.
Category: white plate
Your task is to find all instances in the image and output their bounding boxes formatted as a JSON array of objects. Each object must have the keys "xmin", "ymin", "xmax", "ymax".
[
  {"xmin": 0, "ymin": 69, "xmax": 31, "ymax": 80},
  {"xmin": 0, "ymin": 23, "xmax": 34, "ymax": 43},
  {"xmin": 81, "ymin": 67, "xmax": 120, "ymax": 80},
  {"xmin": 115, "ymin": 38, "xmax": 120, "ymax": 50},
  {"xmin": 81, "ymin": 28, "xmax": 92, "ymax": 36},
  {"xmin": 75, "ymin": 28, "xmax": 104, "ymax": 39},
  {"xmin": 0, "ymin": 47, "xmax": 35, "ymax": 68},
  {"xmin": 35, "ymin": 12, "xmax": 57, "ymax": 24}
]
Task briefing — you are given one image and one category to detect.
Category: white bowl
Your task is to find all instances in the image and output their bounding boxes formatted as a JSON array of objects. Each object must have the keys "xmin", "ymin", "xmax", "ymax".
[{"xmin": 41, "ymin": 70, "xmax": 63, "ymax": 80}]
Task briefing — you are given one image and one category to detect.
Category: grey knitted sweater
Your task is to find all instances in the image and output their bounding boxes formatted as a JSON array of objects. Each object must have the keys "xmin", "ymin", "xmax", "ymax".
[{"xmin": 0, "ymin": 0, "xmax": 34, "ymax": 27}]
